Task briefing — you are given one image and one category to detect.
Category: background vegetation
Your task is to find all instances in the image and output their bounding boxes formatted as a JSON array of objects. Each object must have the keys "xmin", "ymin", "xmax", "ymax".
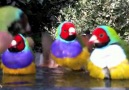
[{"xmin": 0, "ymin": 0, "xmax": 129, "ymax": 51}]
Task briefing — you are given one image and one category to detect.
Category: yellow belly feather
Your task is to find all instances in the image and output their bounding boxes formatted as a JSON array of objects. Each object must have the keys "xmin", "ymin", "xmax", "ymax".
[
  {"xmin": 86, "ymin": 59, "xmax": 129, "ymax": 79},
  {"xmin": 1, "ymin": 62, "xmax": 36, "ymax": 74},
  {"xmin": 110, "ymin": 60, "xmax": 129, "ymax": 79},
  {"xmin": 86, "ymin": 60, "xmax": 105, "ymax": 79},
  {"xmin": 51, "ymin": 47, "xmax": 90, "ymax": 70}
]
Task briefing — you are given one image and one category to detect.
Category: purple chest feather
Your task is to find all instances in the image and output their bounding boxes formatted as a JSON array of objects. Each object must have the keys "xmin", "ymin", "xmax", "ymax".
[
  {"xmin": 1, "ymin": 49, "xmax": 34, "ymax": 69},
  {"xmin": 51, "ymin": 40, "xmax": 82, "ymax": 58}
]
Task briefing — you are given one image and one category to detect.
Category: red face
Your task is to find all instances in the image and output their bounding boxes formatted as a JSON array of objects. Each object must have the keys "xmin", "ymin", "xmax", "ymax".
[
  {"xmin": 89, "ymin": 28, "xmax": 110, "ymax": 48},
  {"xmin": 60, "ymin": 22, "xmax": 77, "ymax": 41},
  {"xmin": 8, "ymin": 34, "xmax": 25, "ymax": 52}
]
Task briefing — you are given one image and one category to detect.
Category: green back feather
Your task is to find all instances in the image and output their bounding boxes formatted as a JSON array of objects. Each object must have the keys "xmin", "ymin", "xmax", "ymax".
[
  {"xmin": 0, "ymin": 6, "xmax": 22, "ymax": 31},
  {"xmin": 119, "ymin": 40, "xmax": 129, "ymax": 60},
  {"xmin": 98, "ymin": 26, "xmax": 121, "ymax": 45},
  {"xmin": 19, "ymin": 34, "xmax": 34, "ymax": 56},
  {"xmin": 19, "ymin": 34, "xmax": 30, "ymax": 50}
]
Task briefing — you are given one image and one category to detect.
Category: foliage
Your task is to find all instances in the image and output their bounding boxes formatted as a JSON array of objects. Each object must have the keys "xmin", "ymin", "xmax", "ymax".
[
  {"xmin": 0, "ymin": 0, "xmax": 129, "ymax": 48},
  {"xmin": 59, "ymin": 0, "xmax": 129, "ymax": 42}
]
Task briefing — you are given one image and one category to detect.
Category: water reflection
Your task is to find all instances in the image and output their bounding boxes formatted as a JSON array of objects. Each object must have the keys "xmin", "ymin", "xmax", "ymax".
[
  {"xmin": 2, "ymin": 74, "xmax": 35, "ymax": 87},
  {"xmin": 0, "ymin": 67, "xmax": 129, "ymax": 89},
  {"xmin": 35, "ymin": 67, "xmax": 129, "ymax": 88},
  {"xmin": 111, "ymin": 79, "xmax": 129, "ymax": 87},
  {"xmin": 54, "ymin": 71, "xmax": 106, "ymax": 88}
]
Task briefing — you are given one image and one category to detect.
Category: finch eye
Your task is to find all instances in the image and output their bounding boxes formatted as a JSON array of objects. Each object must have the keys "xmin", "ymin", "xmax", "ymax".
[
  {"xmin": 64, "ymin": 30, "xmax": 67, "ymax": 32},
  {"xmin": 99, "ymin": 34, "xmax": 104, "ymax": 38}
]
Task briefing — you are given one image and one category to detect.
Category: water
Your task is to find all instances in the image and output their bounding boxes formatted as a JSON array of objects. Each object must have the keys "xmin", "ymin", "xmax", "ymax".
[{"xmin": 0, "ymin": 67, "xmax": 129, "ymax": 90}]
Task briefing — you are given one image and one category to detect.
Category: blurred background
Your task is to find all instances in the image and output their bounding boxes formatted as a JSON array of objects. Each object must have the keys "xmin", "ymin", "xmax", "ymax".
[{"xmin": 0, "ymin": 0, "xmax": 129, "ymax": 52}]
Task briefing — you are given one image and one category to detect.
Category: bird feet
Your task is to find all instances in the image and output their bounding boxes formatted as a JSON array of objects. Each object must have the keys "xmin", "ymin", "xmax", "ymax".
[{"xmin": 103, "ymin": 67, "xmax": 111, "ymax": 79}]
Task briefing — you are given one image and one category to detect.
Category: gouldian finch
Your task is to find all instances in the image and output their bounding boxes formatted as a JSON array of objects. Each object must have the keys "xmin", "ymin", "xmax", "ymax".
[
  {"xmin": 1, "ymin": 34, "xmax": 36, "ymax": 74},
  {"xmin": 0, "ymin": 6, "xmax": 31, "ymax": 35},
  {"xmin": 0, "ymin": 5, "xmax": 31, "ymax": 53},
  {"xmin": 87, "ymin": 25, "xmax": 129, "ymax": 79},
  {"xmin": 50, "ymin": 21, "xmax": 90, "ymax": 70}
]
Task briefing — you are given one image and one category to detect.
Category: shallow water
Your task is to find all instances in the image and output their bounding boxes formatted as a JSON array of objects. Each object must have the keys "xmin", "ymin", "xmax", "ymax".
[{"xmin": 0, "ymin": 67, "xmax": 129, "ymax": 90}]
